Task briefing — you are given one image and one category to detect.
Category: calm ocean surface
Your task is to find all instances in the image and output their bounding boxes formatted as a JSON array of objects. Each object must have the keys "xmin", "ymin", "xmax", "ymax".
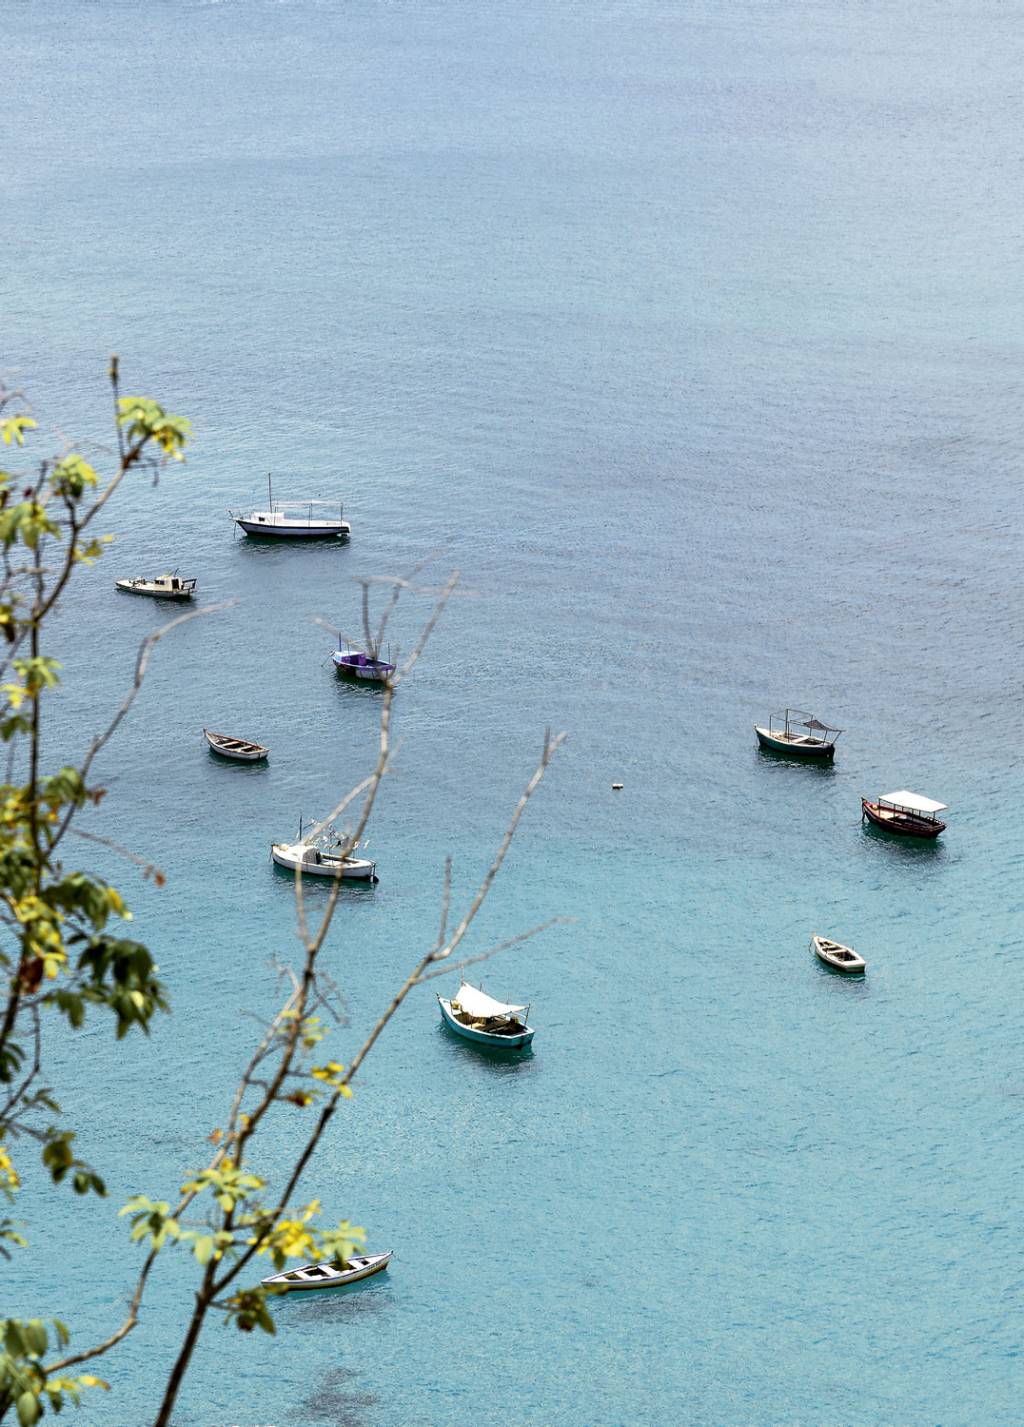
[{"xmin": 4, "ymin": 1, "xmax": 1023, "ymax": 1423}]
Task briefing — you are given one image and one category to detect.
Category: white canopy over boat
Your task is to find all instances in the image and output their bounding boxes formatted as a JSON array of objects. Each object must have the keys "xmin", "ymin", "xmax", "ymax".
[
  {"xmin": 879, "ymin": 790, "xmax": 947, "ymax": 814},
  {"xmin": 452, "ymin": 983, "xmax": 527, "ymax": 1019}
]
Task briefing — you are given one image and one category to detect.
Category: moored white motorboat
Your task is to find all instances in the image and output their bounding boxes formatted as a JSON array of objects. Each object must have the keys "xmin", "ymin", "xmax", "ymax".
[
  {"xmin": 204, "ymin": 729, "xmax": 269, "ymax": 762},
  {"xmin": 271, "ymin": 817, "xmax": 376, "ymax": 880},
  {"xmin": 811, "ymin": 935, "xmax": 866, "ymax": 974},
  {"xmin": 115, "ymin": 572, "xmax": 196, "ymax": 600},
  {"xmin": 231, "ymin": 474, "xmax": 350, "ymax": 539},
  {"xmin": 438, "ymin": 981, "xmax": 534, "ymax": 1048},
  {"xmin": 261, "ymin": 1251, "xmax": 392, "ymax": 1293}
]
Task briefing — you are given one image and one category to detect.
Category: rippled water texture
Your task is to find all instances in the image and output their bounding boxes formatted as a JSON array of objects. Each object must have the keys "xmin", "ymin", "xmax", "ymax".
[{"xmin": 3, "ymin": 1, "xmax": 1023, "ymax": 1423}]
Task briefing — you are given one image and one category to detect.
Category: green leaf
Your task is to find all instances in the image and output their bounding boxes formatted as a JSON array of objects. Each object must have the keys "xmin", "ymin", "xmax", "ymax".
[{"xmin": 16, "ymin": 1390, "xmax": 41, "ymax": 1426}]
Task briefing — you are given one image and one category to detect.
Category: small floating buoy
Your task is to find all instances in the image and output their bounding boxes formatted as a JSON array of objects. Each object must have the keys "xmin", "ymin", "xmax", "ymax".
[{"xmin": 612, "ymin": 782, "xmax": 624, "ymax": 790}]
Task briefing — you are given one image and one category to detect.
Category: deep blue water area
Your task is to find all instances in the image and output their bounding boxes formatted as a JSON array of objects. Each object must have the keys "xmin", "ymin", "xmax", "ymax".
[{"xmin": 3, "ymin": 2, "xmax": 1024, "ymax": 1423}]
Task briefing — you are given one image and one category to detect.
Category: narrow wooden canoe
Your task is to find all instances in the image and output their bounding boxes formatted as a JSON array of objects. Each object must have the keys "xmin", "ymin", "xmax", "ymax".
[
  {"xmin": 204, "ymin": 729, "xmax": 269, "ymax": 761},
  {"xmin": 261, "ymin": 1251, "xmax": 392, "ymax": 1293},
  {"xmin": 811, "ymin": 935, "xmax": 866, "ymax": 974}
]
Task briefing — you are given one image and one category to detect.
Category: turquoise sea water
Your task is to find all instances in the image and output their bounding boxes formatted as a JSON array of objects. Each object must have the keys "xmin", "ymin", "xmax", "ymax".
[{"xmin": 4, "ymin": 2, "xmax": 1024, "ymax": 1423}]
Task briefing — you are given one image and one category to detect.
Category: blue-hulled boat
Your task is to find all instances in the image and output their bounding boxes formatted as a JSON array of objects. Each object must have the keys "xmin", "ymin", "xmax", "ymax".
[
  {"xmin": 438, "ymin": 982, "xmax": 534, "ymax": 1048},
  {"xmin": 332, "ymin": 645, "xmax": 395, "ymax": 682}
]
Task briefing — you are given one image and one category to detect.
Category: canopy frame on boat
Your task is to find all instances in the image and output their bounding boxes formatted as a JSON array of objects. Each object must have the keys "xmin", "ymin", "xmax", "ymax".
[
  {"xmin": 767, "ymin": 708, "xmax": 842, "ymax": 744},
  {"xmin": 877, "ymin": 790, "xmax": 947, "ymax": 815}
]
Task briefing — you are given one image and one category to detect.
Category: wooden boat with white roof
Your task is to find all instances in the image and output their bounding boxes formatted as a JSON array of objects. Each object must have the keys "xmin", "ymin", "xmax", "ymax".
[
  {"xmin": 261, "ymin": 1251, "xmax": 392, "ymax": 1294},
  {"xmin": 204, "ymin": 729, "xmax": 269, "ymax": 762},
  {"xmin": 438, "ymin": 981, "xmax": 534, "ymax": 1048},
  {"xmin": 811, "ymin": 935, "xmax": 866, "ymax": 974},
  {"xmin": 754, "ymin": 708, "xmax": 841, "ymax": 760},
  {"xmin": 861, "ymin": 790, "xmax": 947, "ymax": 839}
]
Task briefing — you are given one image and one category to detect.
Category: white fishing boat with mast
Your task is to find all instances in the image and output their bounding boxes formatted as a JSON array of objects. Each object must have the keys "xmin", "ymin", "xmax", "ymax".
[
  {"xmin": 271, "ymin": 815, "xmax": 377, "ymax": 881},
  {"xmin": 231, "ymin": 474, "xmax": 351, "ymax": 540}
]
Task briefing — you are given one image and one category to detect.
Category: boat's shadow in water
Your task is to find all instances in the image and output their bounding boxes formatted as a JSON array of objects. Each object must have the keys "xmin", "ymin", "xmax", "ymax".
[
  {"xmin": 756, "ymin": 746, "xmax": 837, "ymax": 777},
  {"xmin": 284, "ymin": 1274, "xmax": 394, "ymax": 1322},
  {"xmin": 437, "ymin": 1022, "xmax": 536, "ymax": 1071},
  {"xmin": 205, "ymin": 747, "xmax": 269, "ymax": 773},
  {"xmin": 860, "ymin": 821, "xmax": 946, "ymax": 857}
]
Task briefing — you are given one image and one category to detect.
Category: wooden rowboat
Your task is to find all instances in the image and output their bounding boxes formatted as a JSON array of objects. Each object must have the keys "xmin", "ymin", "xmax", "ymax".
[
  {"xmin": 811, "ymin": 935, "xmax": 865, "ymax": 974},
  {"xmin": 261, "ymin": 1251, "xmax": 392, "ymax": 1293},
  {"xmin": 204, "ymin": 729, "xmax": 269, "ymax": 762}
]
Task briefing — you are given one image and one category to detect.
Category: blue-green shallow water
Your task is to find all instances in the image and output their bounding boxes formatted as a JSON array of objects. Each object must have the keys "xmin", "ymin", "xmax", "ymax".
[{"xmin": 4, "ymin": 1, "xmax": 1024, "ymax": 1423}]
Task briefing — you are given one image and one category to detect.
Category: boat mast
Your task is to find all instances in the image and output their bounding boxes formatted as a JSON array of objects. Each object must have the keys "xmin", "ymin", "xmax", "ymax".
[{"xmin": 268, "ymin": 472, "xmax": 273, "ymax": 512}]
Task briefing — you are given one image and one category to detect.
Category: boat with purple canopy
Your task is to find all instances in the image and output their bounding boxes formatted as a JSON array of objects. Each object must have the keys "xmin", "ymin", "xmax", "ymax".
[{"xmin": 332, "ymin": 645, "xmax": 395, "ymax": 683}]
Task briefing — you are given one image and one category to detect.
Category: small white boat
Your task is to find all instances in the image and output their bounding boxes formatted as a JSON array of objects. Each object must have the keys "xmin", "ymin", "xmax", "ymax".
[
  {"xmin": 261, "ymin": 1251, "xmax": 392, "ymax": 1293},
  {"xmin": 271, "ymin": 818, "xmax": 376, "ymax": 880},
  {"xmin": 115, "ymin": 572, "xmax": 196, "ymax": 600},
  {"xmin": 811, "ymin": 935, "xmax": 866, "ymax": 974},
  {"xmin": 231, "ymin": 474, "xmax": 350, "ymax": 540},
  {"xmin": 438, "ymin": 981, "xmax": 535, "ymax": 1048},
  {"xmin": 204, "ymin": 729, "xmax": 269, "ymax": 762}
]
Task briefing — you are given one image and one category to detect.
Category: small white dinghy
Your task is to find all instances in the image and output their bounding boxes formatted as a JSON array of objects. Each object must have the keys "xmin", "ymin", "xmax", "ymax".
[
  {"xmin": 811, "ymin": 935, "xmax": 866, "ymax": 975},
  {"xmin": 204, "ymin": 729, "xmax": 269, "ymax": 762},
  {"xmin": 261, "ymin": 1251, "xmax": 392, "ymax": 1294},
  {"xmin": 115, "ymin": 572, "xmax": 196, "ymax": 600}
]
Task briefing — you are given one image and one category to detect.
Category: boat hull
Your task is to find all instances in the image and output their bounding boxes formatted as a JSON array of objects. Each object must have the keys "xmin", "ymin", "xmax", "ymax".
[
  {"xmin": 811, "ymin": 936, "xmax": 865, "ymax": 974},
  {"xmin": 115, "ymin": 580, "xmax": 194, "ymax": 600},
  {"xmin": 235, "ymin": 518, "xmax": 350, "ymax": 539},
  {"xmin": 861, "ymin": 800, "xmax": 945, "ymax": 838},
  {"xmin": 438, "ymin": 996, "xmax": 534, "ymax": 1048},
  {"xmin": 755, "ymin": 726, "xmax": 835, "ymax": 760},
  {"xmin": 332, "ymin": 655, "xmax": 393, "ymax": 682},
  {"xmin": 262, "ymin": 1252, "xmax": 391, "ymax": 1293},
  {"xmin": 271, "ymin": 844, "xmax": 377, "ymax": 879},
  {"xmin": 204, "ymin": 730, "xmax": 268, "ymax": 762}
]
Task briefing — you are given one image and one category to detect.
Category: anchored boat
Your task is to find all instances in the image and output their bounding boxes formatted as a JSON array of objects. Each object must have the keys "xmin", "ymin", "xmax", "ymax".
[
  {"xmin": 332, "ymin": 645, "xmax": 395, "ymax": 683},
  {"xmin": 861, "ymin": 790, "xmax": 947, "ymax": 839},
  {"xmin": 261, "ymin": 1251, "xmax": 392, "ymax": 1294},
  {"xmin": 204, "ymin": 729, "xmax": 269, "ymax": 762},
  {"xmin": 754, "ymin": 709, "xmax": 841, "ymax": 760},
  {"xmin": 811, "ymin": 935, "xmax": 866, "ymax": 974},
  {"xmin": 438, "ymin": 981, "xmax": 535, "ymax": 1048},
  {"xmin": 115, "ymin": 572, "xmax": 196, "ymax": 601},
  {"xmin": 231, "ymin": 474, "xmax": 350, "ymax": 539},
  {"xmin": 271, "ymin": 817, "xmax": 377, "ymax": 880}
]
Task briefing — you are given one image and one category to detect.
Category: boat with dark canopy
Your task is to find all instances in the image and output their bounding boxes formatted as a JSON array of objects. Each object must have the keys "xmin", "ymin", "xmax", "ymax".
[
  {"xmin": 861, "ymin": 790, "xmax": 947, "ymax": 839},
  {"xmin": 754, "ymin": 708, "xmax": 841, "ymax": 760}
]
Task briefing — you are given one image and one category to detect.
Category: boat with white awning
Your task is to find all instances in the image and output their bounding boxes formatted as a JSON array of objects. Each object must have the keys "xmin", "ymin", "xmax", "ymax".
[
  {"xmin": 231, "ymin": 474, "xmax": 350, "ymax": 539},
  {"xmin": 261, "ymin": 1251, "xmax": 392, "ymax": 1293},
  {"xmin": 438, "ymin": 981, "xmax": 534, "ymax": 1048},
  {"xmin": 861, "ymin": 789, "xmax": 947, "ymax": 839}
]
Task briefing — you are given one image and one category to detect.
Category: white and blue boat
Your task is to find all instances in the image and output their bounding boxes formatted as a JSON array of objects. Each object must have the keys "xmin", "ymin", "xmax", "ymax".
[
  {"xmin": 438, "ymin": 982, "xmax": 534, "ymax": 1048},
  {"xmin": 332, "ymin": 645, "xmax": 395, "ymax": 682}
]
